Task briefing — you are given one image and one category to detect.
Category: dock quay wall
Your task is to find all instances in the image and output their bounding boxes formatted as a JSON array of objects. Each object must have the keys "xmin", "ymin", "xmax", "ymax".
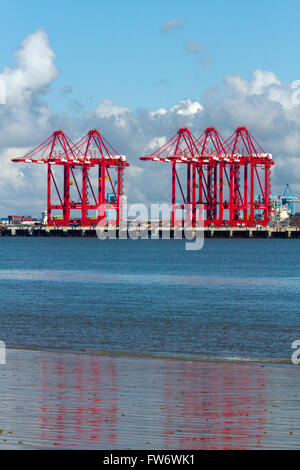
[{"xmin": 1, "ymin": 226, "xmax": 300, "ymax": 239}]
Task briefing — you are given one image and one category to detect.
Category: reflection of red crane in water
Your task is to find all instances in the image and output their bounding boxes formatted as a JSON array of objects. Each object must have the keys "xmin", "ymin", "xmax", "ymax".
[
  {"xmin": 162, "ymin": 360, "xmax": 267, "ymax": 450},
  {"xmin": 39, "ymin": 353, "xmax": 118, "ymax": 448}
]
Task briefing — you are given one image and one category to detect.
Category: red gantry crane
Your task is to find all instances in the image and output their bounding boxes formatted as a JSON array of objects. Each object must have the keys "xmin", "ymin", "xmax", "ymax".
[
  {"xmin": 71, "ymin": 129, "xmax": 129, "ymax": 226},
  {"xmin": 140, "ymin": 126, "xmax": 275, "ymax": 228},
  {"xmin": 224, "ymin": 127, "xmax": 274, "ymax": 227},
  {"xmin": 140, "ymin": 127, "xmax": 200, "ymax": 227},
  {"xmin": 193, "ymin": 127, "xmax": 228, "ymax": 226},
  {"xmin": 11, "ymin": 129, "xmax": 129, "ymax": 227}
]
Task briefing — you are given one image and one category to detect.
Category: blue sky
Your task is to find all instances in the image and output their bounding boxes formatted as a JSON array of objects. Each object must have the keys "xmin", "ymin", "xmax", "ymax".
[{"xmin": 1, "ymin": 0, "xmax": 300, "ymax": 113}]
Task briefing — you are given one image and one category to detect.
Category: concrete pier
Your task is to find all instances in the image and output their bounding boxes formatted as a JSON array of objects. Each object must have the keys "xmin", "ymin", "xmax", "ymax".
[{"xmin": 0, "ymin": 225, "xmax": 300, "ymax": 239}]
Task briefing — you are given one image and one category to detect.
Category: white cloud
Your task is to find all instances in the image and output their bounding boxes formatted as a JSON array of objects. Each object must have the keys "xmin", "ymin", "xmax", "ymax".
[
  {"xmin": 0, "ymin": 29, "xmax": 57, "ymax": 148},
  {"xmin": 94, "ymin": 98, "xmax": 130, "ymax": 128},
  {"xmin": 171, "ymin": 99, "xmax": 203, "ymax": 116},
  {"xmin": 0, "ymin": 29, "xmax": 58, "ymax": 107},
  {"xmin": 224, "ymin": 69, "xmax": 300, "ymax": 112},
  {"xmin": 161, "ymin": 18, "xmax": 185, "ymax": 33},
  {"xmin": 150, "ymin": 100, "xmax": 203, "ymax": 119},
  {"xmin": 225, "ymin": 70, "xmax": 280, "ymax": 96},
  {"xmin": 146, "ymin": 137, "xmax": 167, "ymax": 152},
  {"xmin": 0, "ymin": 147, "xmax": 26, "ymax": 190},
  {"xmin": 185, "ymin": 40, "xmax": 212, "ymax": 68},
  {"xmin": 150, "ymin": 108, "xmax": 167, "ymax": 117},
  {"xmin": 95, "ymin": 98, "xmax": 130, "ymax": 118}
]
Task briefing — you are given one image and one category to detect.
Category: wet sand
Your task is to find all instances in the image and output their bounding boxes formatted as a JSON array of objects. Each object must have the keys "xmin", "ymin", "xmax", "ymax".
[{"xmin": 0, "ymin": 348, "xmax": 299, "ymax": 449}]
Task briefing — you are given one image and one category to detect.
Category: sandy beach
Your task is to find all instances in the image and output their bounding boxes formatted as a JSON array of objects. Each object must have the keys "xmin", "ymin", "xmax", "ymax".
[{"xmin": 0, "ymin": 348, "xmax": 299, "ymax": 449}]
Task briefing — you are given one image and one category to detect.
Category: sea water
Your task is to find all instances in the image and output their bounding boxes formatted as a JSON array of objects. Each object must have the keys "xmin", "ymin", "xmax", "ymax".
[{"xmin": 0, "ymin": 237, "xmax": 299, "ymax": 361}]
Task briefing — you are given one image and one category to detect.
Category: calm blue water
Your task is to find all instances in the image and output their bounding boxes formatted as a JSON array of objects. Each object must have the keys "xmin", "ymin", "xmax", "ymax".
[{"xmin": 0, "ymin": 238, "xmax": 299, "ymax": 360}]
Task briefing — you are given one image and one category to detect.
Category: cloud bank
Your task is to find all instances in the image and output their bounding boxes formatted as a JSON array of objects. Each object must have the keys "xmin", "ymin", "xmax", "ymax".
[{"xmin": 0, "ymin": 30, "xmax": 300, "ymax": 215}]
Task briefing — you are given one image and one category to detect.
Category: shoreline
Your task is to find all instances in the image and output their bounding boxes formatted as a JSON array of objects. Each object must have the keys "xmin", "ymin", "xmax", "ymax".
[{"xmin": 5, "ymin": 345, "xmax": 293, "ymax": 366}]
